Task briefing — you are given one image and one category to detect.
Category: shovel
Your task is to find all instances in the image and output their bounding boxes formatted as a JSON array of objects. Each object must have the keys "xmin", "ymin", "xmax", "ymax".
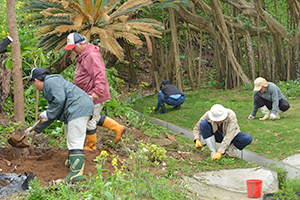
[{"xmin": 8, "ymin": 118, "xmax": 47, "ymax": 148}]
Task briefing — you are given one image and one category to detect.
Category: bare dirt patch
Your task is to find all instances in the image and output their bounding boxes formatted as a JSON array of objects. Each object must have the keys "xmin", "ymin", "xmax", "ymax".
[{"xmin": 0, "ymin": 116, "xmax": 206, "ymax": 187}]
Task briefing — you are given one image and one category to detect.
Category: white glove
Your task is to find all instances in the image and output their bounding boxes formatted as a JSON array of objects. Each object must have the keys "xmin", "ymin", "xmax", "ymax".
[
  {"xmin": 248, "ymin": 115, "xmax": 255, "ymax": 120},
  {"xmin": 25, "ymin": 127, "xmax": 34, "ymax": 136},
  {"xmin": 270, "ymin": 113, "xmax": 276, "ymax": 120},
  {"xmin": 40, "ymin": 111, "xmax": 48, "ymax": 120}
]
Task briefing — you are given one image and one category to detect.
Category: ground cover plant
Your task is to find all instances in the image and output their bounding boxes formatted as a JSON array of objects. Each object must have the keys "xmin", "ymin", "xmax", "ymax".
[
  {"xmin": 0, "ymin": 68, "xmax": 259, "ymax": 199},
  {"xmin": 0, "ymin": 111, "xmax": 257, "ymax": 199},
  {"xmin": 132, "ymin": 81, "xmax": 300, "ymax": 161}
]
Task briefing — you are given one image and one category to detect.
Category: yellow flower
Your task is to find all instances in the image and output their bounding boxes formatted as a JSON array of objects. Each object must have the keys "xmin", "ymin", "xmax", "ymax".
[
  {"xmin": 99, "ymin": 150, "xmax": 109, "ymax": 158},
  {"xmin": 112, "ymin": 157, "xmax": 118, "ymax": 167}
]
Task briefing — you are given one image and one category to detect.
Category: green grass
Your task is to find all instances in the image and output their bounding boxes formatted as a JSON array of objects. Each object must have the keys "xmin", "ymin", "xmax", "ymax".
[{"xmin": 132, "ymin": 88, "xmax": 300, "ymax": 161}]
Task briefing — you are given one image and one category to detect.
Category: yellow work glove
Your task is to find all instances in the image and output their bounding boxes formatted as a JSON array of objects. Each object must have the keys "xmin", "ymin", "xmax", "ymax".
[
  {"xmin": 195, "ymin": 139, "xmax": 203, "ymax": 150},
  {"xmin": 212, "ymin": 152, "xmax": 222, "ymax": 161}
]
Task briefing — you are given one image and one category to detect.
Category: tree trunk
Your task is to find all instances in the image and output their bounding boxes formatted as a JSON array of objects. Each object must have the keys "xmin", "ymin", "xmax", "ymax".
[
  {"xmin": 169, "ymin": 8, "xmax": 183, "ymax": 91},
  {"xmin": 261, "ymin": 35, "xmax": 272, "ymax": 79},
  {"xmin": 244, "ymin": 31, "xmax": 255, "ymax": 80},
  {"xmin": 196, "ymin": 31, "xmax": 203, "ymax": 88},
  {"xmin": 124, "ymin": 42, "xmax": 137, "ymax": 86},
  {"xmin": 256, "ymin": 17, "xmax": 263, "ymax": 77},
  {"xmin": 287, "ymin": 45, "xmax": 291, "ymax": 80},
  {"xmin": 210, "ymin": 0, "xmax": 251, "ymax": 85},
  {"xmin": 7, "ymin": 0, "xmax": 24, "ymax": 125},
  {"xmin": 184, "ymin": 25, "xmax": 195, "ymax": 91},
  {"xmin": 50, "ymin": 50, "xmax": 75, "ymax": 74},
  {"xmin": 151, "ymin": 36, "xmax": 159, "ymax": 91}
]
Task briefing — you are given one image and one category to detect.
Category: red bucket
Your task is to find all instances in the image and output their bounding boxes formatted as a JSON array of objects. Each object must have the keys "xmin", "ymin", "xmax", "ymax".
[{"xmin": 246, "ymin": 179, "xmax": 263, "ymax": 198}]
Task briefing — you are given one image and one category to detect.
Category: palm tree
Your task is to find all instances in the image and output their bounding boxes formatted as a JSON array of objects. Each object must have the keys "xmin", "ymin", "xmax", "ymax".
[{"xmin": 25, "ymin": 0, "xmax": 164, "ymax": 72}]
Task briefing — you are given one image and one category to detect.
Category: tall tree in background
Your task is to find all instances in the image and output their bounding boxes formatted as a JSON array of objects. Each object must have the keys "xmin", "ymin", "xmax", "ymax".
[{"xmin": 6, "ymin": 0, "xmax": 25, "ymax": 124}]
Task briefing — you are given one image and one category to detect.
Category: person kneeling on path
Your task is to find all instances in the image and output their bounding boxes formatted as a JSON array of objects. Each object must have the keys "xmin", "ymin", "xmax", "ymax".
[
  {"xmin": 154, "ymin": 80, "xmax": 185, "ymax": 114},
  {"xmin": 28, "ymin": 67, "xmax": 94, "ymax": 182},
  {"xmin": 64, "ymin": 32, "xmax": 124, "ymax": 151},
  {"xmin": 193, "ymin": 104, "xmax": 253, "ymax": 161},
  {"xmin": 248, "ymin": 77, "xmax": 290, "ymax": 121}
]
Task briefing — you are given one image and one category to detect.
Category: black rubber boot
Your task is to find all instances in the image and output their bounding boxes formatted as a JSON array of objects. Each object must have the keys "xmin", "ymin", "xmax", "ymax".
[
  {"xmin": 174, "ymin": 105, "xmax": 181, "ymax": 110},
  {"xmin": 158, "ymin": 103, "xmax": 167, "ymax": 114}
]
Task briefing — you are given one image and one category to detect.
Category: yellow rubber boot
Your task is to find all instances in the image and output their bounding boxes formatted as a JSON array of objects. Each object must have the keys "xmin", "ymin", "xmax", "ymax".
[
  {"xmin": 84, "ymin": 130, "xmax": 97, "ymax": 151},
  {"xmin": 98, "ymin": 115, "xmax": 125, "ymax": 144}
]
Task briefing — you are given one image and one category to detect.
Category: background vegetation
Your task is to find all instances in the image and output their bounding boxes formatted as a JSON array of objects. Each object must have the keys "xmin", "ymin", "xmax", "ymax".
[{"xmin": 1, "ymin": 0, "xmax": 300, "ymax": 199}]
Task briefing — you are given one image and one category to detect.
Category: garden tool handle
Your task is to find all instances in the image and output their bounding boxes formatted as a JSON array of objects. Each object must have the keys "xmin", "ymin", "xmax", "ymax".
[{"xmin": 31, "ymin": 118, "xmax": 48, "ymax": 131}]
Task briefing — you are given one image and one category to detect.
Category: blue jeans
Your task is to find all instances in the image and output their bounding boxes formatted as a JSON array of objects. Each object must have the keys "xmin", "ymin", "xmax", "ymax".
[
  {"xmin": 155, "ymin": 91, "xmax": 185, "ymax": 109},
  {"xmin": 199, "ymin": 120, "xmax": 252, "ymax": 150}
]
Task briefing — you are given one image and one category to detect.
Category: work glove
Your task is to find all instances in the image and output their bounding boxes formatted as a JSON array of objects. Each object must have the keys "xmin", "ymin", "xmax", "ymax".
[
  {"xmin": 212, "ymin": 152, "xmax": 222, "ymax": 161},
  {"xmin": 24, "ymin": 127, "xmax": 34, "ymax": 136},
  {"xmin": 195, "ymin": 139, "xmax": 203, "ymax": 150},
  {"xmin": 40, "ymin": 111, "xmax": 48, "ymax": 120},
  {"xmin": 270, "ymin": 113, "xmax": 276, "ymax": 120},
  {"xmin": 248, "ymin": 115, "xmax": 255, "ymax": 120}
]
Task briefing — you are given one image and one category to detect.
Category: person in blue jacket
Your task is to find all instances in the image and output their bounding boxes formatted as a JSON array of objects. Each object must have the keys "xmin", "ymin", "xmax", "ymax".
[
  {"xmin": 155, "ymin": 80, "xmax": 185, "ymax": 114},
  {"xmin": 27, "ymin": 67, "xmax": 94, "ymax": 182},
  {"xmin": 248, "ymin": 77, "xmax": 290, "ymax": 120}
]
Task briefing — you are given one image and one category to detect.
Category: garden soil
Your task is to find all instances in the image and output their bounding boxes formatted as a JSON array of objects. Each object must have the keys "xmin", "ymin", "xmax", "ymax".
[
  {"xmin": 0, "ymin": 115, "xmax": 271, "ymax": 200},
  {"xmin": 0, "ymin": 120, "xmax": 193, "ymax": 186},
  {"xmin": 1, "ymin": 115, "xmax": 212, "ymax": 193}
]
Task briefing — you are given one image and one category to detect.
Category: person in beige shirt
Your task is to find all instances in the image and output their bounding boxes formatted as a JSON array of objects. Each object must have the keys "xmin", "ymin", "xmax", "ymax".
[{"xmin": 193, "ymin": 104, "xmax": 252, "ymax": 161}]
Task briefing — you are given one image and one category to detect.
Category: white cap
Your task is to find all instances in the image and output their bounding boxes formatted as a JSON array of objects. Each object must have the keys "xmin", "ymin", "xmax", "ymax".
[
  {"xmin": 208, "ymin": 104, "xmax": 228, "ymax": 122},
  {"xmin": 64, "ymin": 32, "xmax": 86, "ymax": 50},
  {"xmin": 253, "ymin": 77, "xmax": 268, "ymax": 91}
]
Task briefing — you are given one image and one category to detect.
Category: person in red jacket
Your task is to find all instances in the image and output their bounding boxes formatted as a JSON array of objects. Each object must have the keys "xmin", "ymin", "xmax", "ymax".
[{"xmin": 64, "ymin": 32, "xmax": 125, "ymax": 150}]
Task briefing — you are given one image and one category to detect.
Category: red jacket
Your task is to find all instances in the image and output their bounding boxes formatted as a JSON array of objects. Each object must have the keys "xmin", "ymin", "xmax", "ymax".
[{"xmin": 74, "ymin": 43, "xmax": 111, "ymax": 104}]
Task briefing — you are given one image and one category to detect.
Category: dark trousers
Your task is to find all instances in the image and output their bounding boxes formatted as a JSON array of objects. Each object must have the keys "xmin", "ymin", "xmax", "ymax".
[
  {"xmin": 254, "ymin": 95, "xmax": 290, "ymax": 111},
  {"xmin": 199, "ymin": 120, "xmax": 253, "ymax": 150},
  {"xmin": 156, "ymin": 91, "xmax": 185, "ymax": 109}
]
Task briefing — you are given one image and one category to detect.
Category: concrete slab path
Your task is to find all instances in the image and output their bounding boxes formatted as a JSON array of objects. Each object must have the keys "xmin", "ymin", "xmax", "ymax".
[
  {"xmin": 133, "ymin": 110, "xmax": 300, "ymax": 199},
  {"xmin": 182, "ymin": 167, "xmax": 278, "ymax": 199}
]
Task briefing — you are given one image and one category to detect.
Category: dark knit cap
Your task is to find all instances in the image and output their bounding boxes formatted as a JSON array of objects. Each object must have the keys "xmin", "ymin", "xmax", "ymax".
[{"xmin": 161, "ymin": 80, "xmax": 170, "ymax": 85}]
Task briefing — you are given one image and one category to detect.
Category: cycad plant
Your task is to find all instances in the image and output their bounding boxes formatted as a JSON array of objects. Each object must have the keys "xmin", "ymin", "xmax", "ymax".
[{"xmin": 25, "ymin": 0, "xmax": 163, "ymax": 61}]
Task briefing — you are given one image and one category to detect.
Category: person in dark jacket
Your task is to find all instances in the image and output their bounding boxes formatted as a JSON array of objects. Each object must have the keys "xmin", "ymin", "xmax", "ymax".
[
  {"xmin": 155, "ymin": 80, "xmax": 185, "ymax": 114},
  {"xmin": 27, "ymin": 67, "xmax": 94, "ymax": 182}
]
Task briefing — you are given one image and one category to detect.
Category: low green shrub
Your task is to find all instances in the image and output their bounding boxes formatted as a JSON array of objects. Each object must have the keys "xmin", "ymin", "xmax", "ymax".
[
  {"xmin": 143, "ymin": 143, "xmax": 167, "ymax": 162},
  {"xmin": 273, "ymin": 178, "xmax": 300, "ymax": 200},
  {"xmin": 18, "ymin": 149, "xmax": 192, "ymax": 200}
]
